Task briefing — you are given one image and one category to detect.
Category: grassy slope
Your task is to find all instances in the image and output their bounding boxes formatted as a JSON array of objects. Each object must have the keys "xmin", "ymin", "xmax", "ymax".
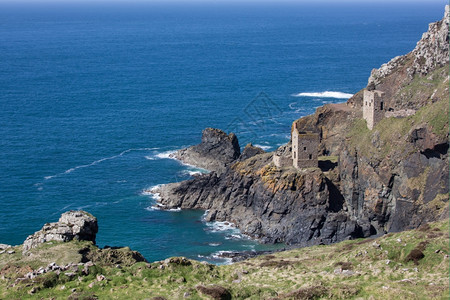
[
  {"xmin": 347, "ymin": 93, "xmax": 448, "ymax": 162},
  {"xmin": 0, "ymin": 219, "xmax": 448, "ymax": 300}
]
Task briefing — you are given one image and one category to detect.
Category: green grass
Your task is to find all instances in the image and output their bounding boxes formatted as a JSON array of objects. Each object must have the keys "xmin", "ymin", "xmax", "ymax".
[
  {"xmin": 347, "ymin": 96, "xmax": 448, "ymax": 161},
  {"xmin": 0, "ymin": 219, "xmax": 444, "ymax": 299},
  {"xmin": 318, "ymin": 156, "xmax": 338, "ymax": 163}
]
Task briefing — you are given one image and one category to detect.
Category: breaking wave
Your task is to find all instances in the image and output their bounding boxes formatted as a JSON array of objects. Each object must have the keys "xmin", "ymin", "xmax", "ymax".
[{"xmin": 292, "ymin": 91, "xmax": 353, "ymax": 99}]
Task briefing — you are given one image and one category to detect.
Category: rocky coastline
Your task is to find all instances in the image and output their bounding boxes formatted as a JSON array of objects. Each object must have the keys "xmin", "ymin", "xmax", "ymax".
[
  {"xmin": 0, "ymin": 7, "xmax": 448, "ymax": 299},
  {"xmin": 155, "ymin": 7, "xmax": 449, "ymax": 248}
]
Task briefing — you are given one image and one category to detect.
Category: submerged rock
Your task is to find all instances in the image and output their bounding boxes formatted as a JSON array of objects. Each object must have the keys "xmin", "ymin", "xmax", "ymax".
[{"xmin": 23, "ymin": 210, "xmax": 98, "ymax": 253}]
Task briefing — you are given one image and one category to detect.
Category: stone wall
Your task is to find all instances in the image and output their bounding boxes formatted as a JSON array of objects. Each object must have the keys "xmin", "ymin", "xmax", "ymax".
[
  {"xmin": 273, "ymin": 144, "xmax": 292, "ymax": 168},
  {"xmin": 292, "ymin": 131, "xmax": 319, "ymax": 169}
]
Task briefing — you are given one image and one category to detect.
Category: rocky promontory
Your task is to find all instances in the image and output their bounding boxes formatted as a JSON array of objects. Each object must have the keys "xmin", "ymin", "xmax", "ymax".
[{"xmin": 170, "ymin": 128, "xmax": 241, "ymax": 174}]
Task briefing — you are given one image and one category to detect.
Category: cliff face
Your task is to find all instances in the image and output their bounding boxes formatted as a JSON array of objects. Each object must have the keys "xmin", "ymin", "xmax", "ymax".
[
  {"xmin": 158, "ymin": 153, "xmax": 367, "ymax": 246},
  {"xmin": 157, "ymin": 7, "xmax": 449, "ymax": 246}
]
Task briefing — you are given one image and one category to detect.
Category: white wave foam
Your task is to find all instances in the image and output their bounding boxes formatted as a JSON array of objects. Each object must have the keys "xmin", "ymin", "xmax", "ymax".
[
  {"xmin": 145, "ymin": 201, "xmax": 165, "ymax": 211},
  {"xmin": 167, "ymin": 208, "xmax": 181, "ymax": 212},
  {"xmin": 211, "ymin": 251, "xmax": 234, "ymax": 265},
  {"xmin": 145, "ymin": 204, "xmax": 180, "ymax": 212},
  {"xmin": 254, "ymin": 144, "xmax": 272, "ymax": 151},
  {"xmin": 145, "ymin": 206, "xmax": 160, "ymax": 211},
  {"xmin": 155, "ymin": 150, "xmax": 177, "ymax": 159},
  {"xmin": 43, "ymin": 147, "xmax": 159, "ymax": 181},
  {"xmin": 292, "ymin": 91, "xmax": 353, "ymax": 99},
  {"xmin": 225, "ymin": 234, "xmax": 244, "ymax": 240},
  {"xmin": 288, "ymin": 102, "xmax": 298, "ymax": 109},
  {"xmin": 181, "ymin": 170, "xmax": 203, "ymax": 176},
  {"xmin": 208, "ymin": 243, "xmax": 221, "ymax": 247},
  {"xmin": 180, "ymin": 167, "xmax": 209, "ymax": 177},
  {"xmin": 243, "ymin": 244, "xmax": 256, "ymax": 250},
  {"xmin": 205, "ymin": 221, "xmax": 237, "ymax": 233},
  {"xmin": 141, "ymin": 184, "xmax": 164, "ymax": 196}
]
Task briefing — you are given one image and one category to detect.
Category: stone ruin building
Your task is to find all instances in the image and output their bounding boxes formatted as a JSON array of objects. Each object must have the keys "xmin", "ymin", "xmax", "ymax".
[
  {"xmin": 363, "ymin": 89, "xmax": 385, "ymax": 130},
  {"xmin": 273, "ymin": 122, "xmax": 319, "ymax": 169}
]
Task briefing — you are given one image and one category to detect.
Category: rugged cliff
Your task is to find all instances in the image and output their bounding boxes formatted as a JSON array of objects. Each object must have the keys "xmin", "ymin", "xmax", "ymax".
[{"xmin": 157, "ymin": 7, "xmax": 449, "ymax": 247}]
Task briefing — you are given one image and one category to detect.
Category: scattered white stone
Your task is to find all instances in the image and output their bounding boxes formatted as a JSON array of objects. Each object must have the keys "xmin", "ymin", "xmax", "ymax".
[
  {"xmin": 342, "ymin": 270, "xmax": 355, "ymax": 276},
  {"xmin": 386, "ymin": 260, "xmax": 391, "ymax": 265},
  {"xmin": 0, "ymin": 244, "xmax": 11, "ymax": 250},
  {"xmin": 7, "ymin": 250, "xmax": 15, "ymax": 254},
  {"xmin": 64, "ymin": 272, "xmax": 76, "ymax": 279},
  {"xmin": 372, "ymin": 241, "xmax": 381, "ymax": 248},
  {"xmin": 96, "ymin": 274, "xmax": 106, "ymax": 282},
  {"xmin": 85, "ymin": 261, "xmax": 94, "ymax": 267},
  {"xmin": 396, "ymin": 239, "xmax": 402, "ymax": 243}
]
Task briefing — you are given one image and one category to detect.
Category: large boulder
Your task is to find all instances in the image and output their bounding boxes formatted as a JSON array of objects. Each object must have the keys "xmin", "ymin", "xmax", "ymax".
[{"xmin": 23, "ymin": 211, "xmax": 98, "ymax": 253}]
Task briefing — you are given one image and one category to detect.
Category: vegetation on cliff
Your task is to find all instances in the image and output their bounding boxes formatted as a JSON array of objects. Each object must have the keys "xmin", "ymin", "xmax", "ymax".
[{"xmin": 0, "ymin": 219, "xmax": 448, "ymax": 299}]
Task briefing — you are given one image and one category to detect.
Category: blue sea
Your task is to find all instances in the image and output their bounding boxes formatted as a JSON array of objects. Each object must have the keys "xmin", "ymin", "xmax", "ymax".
[{"xmin": 0, "ymin": 1, "xmax": 445, "ymax": 263}]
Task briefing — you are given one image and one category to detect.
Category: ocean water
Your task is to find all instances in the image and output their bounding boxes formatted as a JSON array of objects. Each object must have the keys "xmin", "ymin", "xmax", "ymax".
[{"xmin": 0, "ymin": 1, "xmax": 444, "ymax": 263}]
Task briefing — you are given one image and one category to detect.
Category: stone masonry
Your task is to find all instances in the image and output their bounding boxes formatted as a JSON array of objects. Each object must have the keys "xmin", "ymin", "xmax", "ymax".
[{"xmin": 363, "ymin": 89, "xmax": 385, "ymax": 130}]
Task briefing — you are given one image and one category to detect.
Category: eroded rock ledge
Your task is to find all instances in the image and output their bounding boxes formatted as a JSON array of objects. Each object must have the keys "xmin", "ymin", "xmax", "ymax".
[{"xmin": 23, "ymin": 211, "xmax": 98, "ymax": 253}]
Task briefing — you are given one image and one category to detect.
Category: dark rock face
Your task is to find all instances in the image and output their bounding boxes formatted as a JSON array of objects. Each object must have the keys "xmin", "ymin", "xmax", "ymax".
[
  {"xmin": 157, "ymin": 154, "xmax": 372, "ymax": 246},
  {"xmin": 239, "ymin": 143, "xmax": 265, "ymax": 161},
  {"xmin": 23, "ymin": 211, "xmax": 98, "ymax": 253},
  {"xmin": 171, "ymin": 128, "xmax": 240, "ymax": 174}
]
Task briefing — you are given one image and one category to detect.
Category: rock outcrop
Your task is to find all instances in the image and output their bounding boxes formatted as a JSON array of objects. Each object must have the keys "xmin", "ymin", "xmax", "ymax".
[
  {"xmin": 239, "ymin": 143, "xmax": 265, "ymax": 161},
  {"xmin": 369, "ymin": 5, "xmax": 449, "ymax": 85},
  {"xmin": 171, "ymin": 128, "xmax": 240, "ymax": 174},
  {"xmin": 23, "ymin": 211, "xmax": 98, "ymax": 253}
]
